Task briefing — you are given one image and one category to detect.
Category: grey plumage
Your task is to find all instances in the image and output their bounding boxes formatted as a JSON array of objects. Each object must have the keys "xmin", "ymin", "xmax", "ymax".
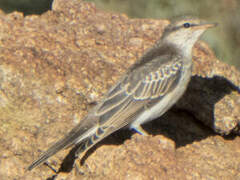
[{"xmin": 28, "ymin": 17, "xmax": 216, "ymax": 171}]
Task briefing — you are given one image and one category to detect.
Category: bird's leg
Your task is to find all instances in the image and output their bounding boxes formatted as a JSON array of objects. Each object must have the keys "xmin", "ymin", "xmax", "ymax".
[
  {"xmin": 73, "ymin": 141, "xmax": 90, "ymax": 175},
  {"xmin": 44, "ymin": 161, "xmax": 58, "ymax": 173},
  {"xmin": 132, "ymin": 125, "xmax": 149, "ymax": 136},
  {"xmin": 73, "ymin": 160, "xmax": 84, "ymax": 175}
]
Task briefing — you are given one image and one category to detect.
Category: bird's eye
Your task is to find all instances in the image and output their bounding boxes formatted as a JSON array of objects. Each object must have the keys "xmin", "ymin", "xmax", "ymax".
[{"xmin": 183, "ymin": 23, "xmax": 191, "ymax": 28}]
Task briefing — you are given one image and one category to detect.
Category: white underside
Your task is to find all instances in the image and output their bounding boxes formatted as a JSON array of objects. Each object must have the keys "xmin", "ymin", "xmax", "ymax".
[{"xmin": 130, "ymin": 64, "xmax": 192, "ymax": 129}]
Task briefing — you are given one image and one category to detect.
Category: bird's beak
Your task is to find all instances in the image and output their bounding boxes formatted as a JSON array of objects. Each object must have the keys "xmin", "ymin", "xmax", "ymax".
[{"xmin": 195, "ymin": 22, "xmax": 218, "ymax": 29}]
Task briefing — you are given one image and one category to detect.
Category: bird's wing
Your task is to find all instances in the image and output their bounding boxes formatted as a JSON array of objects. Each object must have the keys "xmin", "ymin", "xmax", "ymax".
[
  {"xmin": 95, "ymin": 55, "xmax": 183, "ymax": 129},
  {"xmin": 28, "ymin": 55, "xmax": 183, "ymax": 171}
]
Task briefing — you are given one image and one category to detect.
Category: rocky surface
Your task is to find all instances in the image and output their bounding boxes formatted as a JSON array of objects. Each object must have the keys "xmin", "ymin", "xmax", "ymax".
[{"xmin": 0, "ymin": 0, "xmax": 239, "ymax": 179}]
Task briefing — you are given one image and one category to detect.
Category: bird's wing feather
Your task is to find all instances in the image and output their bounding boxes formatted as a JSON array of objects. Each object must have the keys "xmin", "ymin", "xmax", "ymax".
[
  {"xmin": 131, "ymin": 59, "xmax": 182, "ymax": 100},
  {"xmin": 28, "ymin": 54, "xmax": 183, "ymax": 171},
  {"xmin": 95, "ymin": 55, "xmax": 183, "ymax": 128}
]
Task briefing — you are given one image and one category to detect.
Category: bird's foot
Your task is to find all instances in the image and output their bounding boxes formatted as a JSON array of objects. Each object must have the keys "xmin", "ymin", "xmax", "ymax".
[
  {"xmin": 132, "ymin": 125, "xmax": 149, "ymax": 136},
  {"xmin": 44, "ymin": 161, "xmax": 58, "ymax": 174},
  {"xmin": 73, "ymin": 160, "xmax": 85, "ymax": 175}
]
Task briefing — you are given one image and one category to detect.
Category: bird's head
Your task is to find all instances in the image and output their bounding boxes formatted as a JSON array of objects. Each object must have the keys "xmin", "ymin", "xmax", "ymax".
[{"xmin": 161, "ymin": 17, "xmax": 217, "ymax": 56}]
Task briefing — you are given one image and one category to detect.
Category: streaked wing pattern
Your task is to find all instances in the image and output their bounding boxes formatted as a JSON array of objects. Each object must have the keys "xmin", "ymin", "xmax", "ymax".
[
  {"xmin": 95, "ymin": 57, "xmax": 183, "ymax": 128},
  {"xmin": 74, "ymin": 100, "xmax": 146, "ymax": 157},
  {"xmin": 28, "ymin": 55, "xmax": 183, "ymax": 171},
  {"xmin": 73, "ymin": 58, "xmax": 183, "ymax": 159},
  {"xmin": 131, "ymin": 60, "xmax": 182, "ymax": 100}
]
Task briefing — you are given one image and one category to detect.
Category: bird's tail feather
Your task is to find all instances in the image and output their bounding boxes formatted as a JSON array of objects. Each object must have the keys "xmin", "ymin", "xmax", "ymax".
[
  {"xmin": 27, "ymin": 117, "xmax": 98, "ymax": 171},
  {"xmin": 74, "ymin": 126, "xmax": 108, "ymax": 157}
]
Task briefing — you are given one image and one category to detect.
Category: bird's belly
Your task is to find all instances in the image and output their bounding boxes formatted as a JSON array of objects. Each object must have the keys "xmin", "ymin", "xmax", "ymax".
[
  {"xmin": 130, "ymin": 69, "xmax": 191, "ymax": 129},
  {"xmin": 130, "ymin": 90, "xmax": 180, "ymax": 128}
]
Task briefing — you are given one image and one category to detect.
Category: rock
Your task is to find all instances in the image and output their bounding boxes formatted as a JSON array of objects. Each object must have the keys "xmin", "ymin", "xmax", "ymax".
[
  {"xmin": 0, "ymin": 0, "xmax": 239, "ymax": 179},
  {"xmin": 176, "ymin": 42, "xmax": 240, "ymax": 135}
]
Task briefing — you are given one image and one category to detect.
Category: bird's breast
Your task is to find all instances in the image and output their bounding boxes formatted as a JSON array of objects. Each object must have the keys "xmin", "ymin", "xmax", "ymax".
[{"xmin": 130, "ymin": 64, "xmax": 192, "ymax": 128}]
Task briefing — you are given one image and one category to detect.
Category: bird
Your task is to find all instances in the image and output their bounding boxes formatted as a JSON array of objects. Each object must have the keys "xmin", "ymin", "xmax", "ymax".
[{"xmin": 28, "ymin": 17, "xmax": 217, "ymax": 171}]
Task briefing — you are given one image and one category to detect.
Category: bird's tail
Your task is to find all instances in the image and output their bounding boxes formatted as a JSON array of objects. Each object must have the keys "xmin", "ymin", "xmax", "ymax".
[
  {"xmin": 27, "ymin": 116, "xmax": 99, "ymax": 171},
  {"xmin": 73, "ymin": 125, "xmax": 108, "ymax": 158}
]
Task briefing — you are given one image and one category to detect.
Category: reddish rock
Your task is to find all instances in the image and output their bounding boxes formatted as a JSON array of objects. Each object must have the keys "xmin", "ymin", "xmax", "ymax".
[{"xmin": 0, "ymin": 0, "xmax": 239, "ymax": 179}]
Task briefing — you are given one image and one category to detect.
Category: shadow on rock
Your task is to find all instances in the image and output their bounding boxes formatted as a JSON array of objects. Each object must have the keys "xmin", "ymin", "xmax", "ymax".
[
  {"xmin": 55, "ymin": 75, "xmax": 239, "ymax": 176},
  {"xmin": 176, "ymin": 75, "xmax": 240, "ymax": 135}
]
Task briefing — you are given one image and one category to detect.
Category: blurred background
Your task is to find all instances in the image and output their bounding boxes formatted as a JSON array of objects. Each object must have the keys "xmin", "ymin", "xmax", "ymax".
[{"xmin": 0, "ymin": 0, "xmax": 239, "ymax": 69}]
